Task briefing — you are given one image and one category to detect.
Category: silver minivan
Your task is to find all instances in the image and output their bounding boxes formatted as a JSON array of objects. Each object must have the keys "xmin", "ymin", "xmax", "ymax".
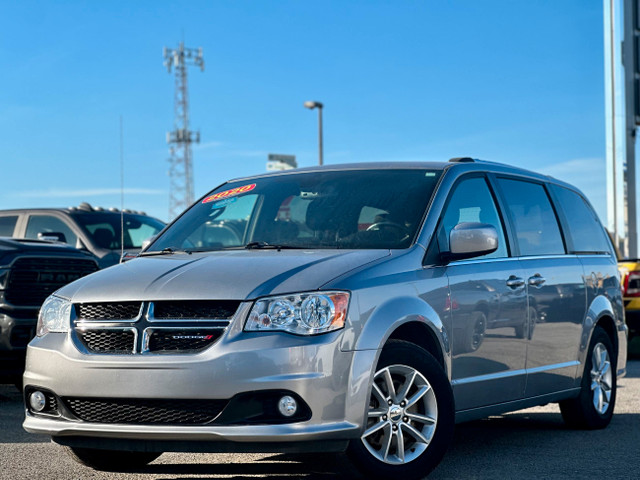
[{"xmin": 23, "ymin": 159, "xmax": 628, "ymax": 479}]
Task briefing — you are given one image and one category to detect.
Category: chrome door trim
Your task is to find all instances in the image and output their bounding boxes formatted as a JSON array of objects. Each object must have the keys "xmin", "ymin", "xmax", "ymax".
[{"xmin": 452, "ymin": 360, "xmax": 580, "ymax": 386}]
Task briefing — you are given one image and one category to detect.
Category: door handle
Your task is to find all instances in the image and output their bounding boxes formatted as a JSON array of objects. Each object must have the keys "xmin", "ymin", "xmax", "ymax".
[
  {"xmin": 528, "ymin": 274, "xmax": 546, "ymax": 287},
  {"xmin": 506, "ymin": 276, "xmax": 525, "ymax": 289}
]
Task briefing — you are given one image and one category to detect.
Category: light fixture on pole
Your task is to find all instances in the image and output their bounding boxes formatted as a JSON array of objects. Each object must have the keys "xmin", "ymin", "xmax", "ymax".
[{"xmin": 304, "ymin": 100, "xmax": 324, "ymax": 166}]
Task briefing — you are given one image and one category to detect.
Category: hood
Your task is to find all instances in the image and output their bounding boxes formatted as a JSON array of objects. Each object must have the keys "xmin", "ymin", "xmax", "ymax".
[
  {"xmin": 0, "ymin": 237, "xmax": 88, "ymax": 254},
  {"xmin": 0, "ymin": 237, "xmax": 97, "ymax": 266},
  {"xmin": 57, "ymin": 249, "xmax": 390, "ymax": 302}
]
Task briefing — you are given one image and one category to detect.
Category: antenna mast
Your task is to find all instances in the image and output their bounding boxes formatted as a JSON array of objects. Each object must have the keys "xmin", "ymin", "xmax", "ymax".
[{"xmin": 163, "ymin": 42, "xmax": 204, "ymax": 219}]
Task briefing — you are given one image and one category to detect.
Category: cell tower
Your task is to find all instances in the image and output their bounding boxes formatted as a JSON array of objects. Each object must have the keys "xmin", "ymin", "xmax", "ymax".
[{"xmin": 163, "ymin": 42, "xmax": 204, "ymax": 219}]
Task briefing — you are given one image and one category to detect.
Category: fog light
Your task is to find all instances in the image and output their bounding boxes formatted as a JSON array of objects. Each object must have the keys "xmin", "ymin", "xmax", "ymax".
[
  {"xmin": 29, "ymin": 391, "xmax": 47, "ymax": 412},
  {"xmin": 278, "ymin": 395, "xmax": 298, "ymax": 417}
]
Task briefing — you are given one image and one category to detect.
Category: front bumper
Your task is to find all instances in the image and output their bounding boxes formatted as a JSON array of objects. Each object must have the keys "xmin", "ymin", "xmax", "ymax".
[{"xmin": 22, "ymin": 318, "xmax": 377, "ymax": 447}]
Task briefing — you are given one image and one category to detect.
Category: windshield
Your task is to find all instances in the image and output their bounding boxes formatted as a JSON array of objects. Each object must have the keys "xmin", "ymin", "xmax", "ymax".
[
  {"xmin": 148, "ymin": 169, "xmax": 442, "ymax": 252},
  {"xmin": 71, "ymin": 212, "xmax": 165, "ymax": 250}
]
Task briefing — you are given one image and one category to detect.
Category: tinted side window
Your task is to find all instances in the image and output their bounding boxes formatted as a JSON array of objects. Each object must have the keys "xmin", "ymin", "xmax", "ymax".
[
  {"xmin": 438, "ymin": 176, "xmax": 508, "ymax": 259},
  {"xmin": 552, "ymin": 186, "xmax": 611, "ymax": 254},
  {"xmin": 498, "ymin": 178, "xmax": 564, "ymax": 256},
  {"xmin": 0, "ymin": 216, "xmax": 18, "ymax": 236},
  {"xmin": 25, "ymin": 215, "xmax": 78, "ymax": 245}
]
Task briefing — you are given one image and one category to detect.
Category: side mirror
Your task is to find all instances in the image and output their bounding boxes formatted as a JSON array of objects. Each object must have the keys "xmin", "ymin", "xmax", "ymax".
[
  {"xmin": 443, "ymin": 222, "xmax": 498, "ymax": 262},
  {"xmin": 37, "ymin": 231, "xmax": 67, "ymax": 243}
]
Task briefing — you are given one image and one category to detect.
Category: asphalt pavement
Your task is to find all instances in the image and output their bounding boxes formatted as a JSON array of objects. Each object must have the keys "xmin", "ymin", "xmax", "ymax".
[{"xmin": 1, "ymin": 358, "xmax": 638, "ymax": 480}]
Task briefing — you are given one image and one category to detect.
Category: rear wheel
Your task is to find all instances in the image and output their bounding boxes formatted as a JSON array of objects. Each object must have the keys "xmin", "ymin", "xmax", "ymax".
[
  {"xmin": 559, "ymin": 326, "xmax": 616, "ymax": 429},
  {"xmin": 347, "ymin": 340, "xmax": 454, "ymax": 479},
  {"xmin": 65, "ymin": 446, "xmax": 162, "ymax": 471}
]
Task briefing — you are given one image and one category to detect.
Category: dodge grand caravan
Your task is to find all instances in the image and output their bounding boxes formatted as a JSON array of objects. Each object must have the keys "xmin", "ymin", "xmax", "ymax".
[{"xmin": 23, "ymin": 159, "xmax": 627, "ymax": 479}]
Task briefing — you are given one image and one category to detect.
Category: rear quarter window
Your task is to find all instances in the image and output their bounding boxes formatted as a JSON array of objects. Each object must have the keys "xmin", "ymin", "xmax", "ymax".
[{"xmin": 551, "ymin": 185, "xmax": 611, "ymax": 254}]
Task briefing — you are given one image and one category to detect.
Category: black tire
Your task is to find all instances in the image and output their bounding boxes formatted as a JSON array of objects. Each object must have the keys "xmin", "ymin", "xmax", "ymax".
[
  {"xmin": 347, "ymin": 340, "xmax": 454, "ymax": 480},
  {"xmin": 559, "ymin": 326, "xmax": 616, "ymax": 429},
  {"xmin": 65, "ymin": 446, "xmax": 162, "ymax": 471}
]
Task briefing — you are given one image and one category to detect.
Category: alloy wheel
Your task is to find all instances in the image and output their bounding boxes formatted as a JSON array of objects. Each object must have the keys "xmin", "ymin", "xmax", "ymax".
[
  {"xmin": 361, "ymin": 364, "xmax": 438, "ymax": 465},
  {"xmin": 590, "ymin": 342, "xmax": 612, "ymax": 415}
]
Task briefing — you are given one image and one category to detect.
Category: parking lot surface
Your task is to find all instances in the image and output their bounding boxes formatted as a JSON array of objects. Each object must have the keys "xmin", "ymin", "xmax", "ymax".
[{"xmin": 1, "ymin": 358, "xmax": 638, "ymax": 479}]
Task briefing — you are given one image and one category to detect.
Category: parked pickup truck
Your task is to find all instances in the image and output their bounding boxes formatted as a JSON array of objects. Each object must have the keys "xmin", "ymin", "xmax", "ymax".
[
  {"xmin": 0, "ymin": 238, "xmax": 99, "ymax": 385},
  {"xmin": 0, "ymin": 203, "xmax": 166, "ymax": 268}
]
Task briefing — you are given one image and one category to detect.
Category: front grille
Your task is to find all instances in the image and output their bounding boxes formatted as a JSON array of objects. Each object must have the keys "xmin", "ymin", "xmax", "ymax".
[
  {"xmin": 76, "ymin": 302, "xmax": 142, "ymax": 320},
  {"xmin": 72, "ymin": 300, "xmax": 237, "ymax": 355},
  {"xmin": 63, "ymin": 397, "xmax": 227, "ymax": 425},
  {"xmin": 5, "ymin": 257, "xmax": 98, "ymax": 307},
  {"xmin": 148, "ymin": 329, "xmax": 225, "ymax": 353},
  {"xmin": 153, "ymin": 300, "xmax": 240, "ymax": 319},
  {"xmin": 77, "ymin": 330, "xmax": 135, "ymax": 354}
]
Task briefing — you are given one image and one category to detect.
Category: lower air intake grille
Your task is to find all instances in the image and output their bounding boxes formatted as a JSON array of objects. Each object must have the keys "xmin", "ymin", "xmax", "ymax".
[
  {"xmin": 63, "ymin": 397, "xmax": 227, "ymax": 425},
  {"xmin": 148, "ymin": 329, "xmax": 224, "ymax": 353},
  {"xmin": 77, "ymin": 330, "xmax": 135, "ymax": 354}
]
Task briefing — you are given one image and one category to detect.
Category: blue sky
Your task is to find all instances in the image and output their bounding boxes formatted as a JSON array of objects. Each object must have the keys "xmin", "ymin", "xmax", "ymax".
[{"xmin": 0, "ymin": 0, "xmax": 605, "ymax": 222}]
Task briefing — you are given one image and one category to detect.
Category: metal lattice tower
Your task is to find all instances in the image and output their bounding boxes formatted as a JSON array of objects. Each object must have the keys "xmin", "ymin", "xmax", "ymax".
[{"xmin": 163, "ymin": 42, "xmax": 204, "ymax": 219}]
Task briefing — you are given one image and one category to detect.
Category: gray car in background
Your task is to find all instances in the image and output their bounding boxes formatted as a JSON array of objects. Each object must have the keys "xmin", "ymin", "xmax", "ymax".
[{"xmin": 23, "ymin": 159, "xmax": 627, "ymax": 479}]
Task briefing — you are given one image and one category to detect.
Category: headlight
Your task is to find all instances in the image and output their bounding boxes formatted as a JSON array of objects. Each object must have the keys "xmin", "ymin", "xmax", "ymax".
[
  {"xmin": 36, "ymin": 296, "xmax": 72, "ymax": 337},
  {"xmin": 245, "ymin": 291, "xmax": 350, "ymax": 335}
]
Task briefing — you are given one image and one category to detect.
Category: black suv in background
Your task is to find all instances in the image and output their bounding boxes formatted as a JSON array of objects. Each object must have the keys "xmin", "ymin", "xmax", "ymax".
[
  {"xmin": 0, "ymin": 238, "xmax": 99, "ymax": 384},
  {"xmin": 0, "ymin": 203, "xmax": 165, "ymax": 268}
]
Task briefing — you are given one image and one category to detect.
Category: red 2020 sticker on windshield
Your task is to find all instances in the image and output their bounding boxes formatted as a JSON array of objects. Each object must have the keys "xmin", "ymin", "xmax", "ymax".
[{"xmin": 202, "ymin": 183, "xmax": 256, "ymax": 204}]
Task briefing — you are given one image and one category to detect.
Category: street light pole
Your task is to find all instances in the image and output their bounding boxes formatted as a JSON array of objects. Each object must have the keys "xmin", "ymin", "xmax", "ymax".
[{"xmin": 304, "ymin": 101, "xmax": 324, "ymax": 166}]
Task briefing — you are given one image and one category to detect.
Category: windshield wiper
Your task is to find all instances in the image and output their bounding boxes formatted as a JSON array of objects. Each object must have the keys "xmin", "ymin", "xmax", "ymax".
[
  {"xmin": 244, "ymin": 241, "xmax": 303, "ymax": 250},
  {"xmin": 139, "ymin": 247, "xmax": 191, "ymax": 256}
]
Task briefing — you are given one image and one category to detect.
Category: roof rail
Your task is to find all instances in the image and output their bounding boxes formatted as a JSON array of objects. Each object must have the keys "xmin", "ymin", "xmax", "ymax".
[{"xmin": 448, "ymin": 157, "xmax": 475, "ymax": 163}]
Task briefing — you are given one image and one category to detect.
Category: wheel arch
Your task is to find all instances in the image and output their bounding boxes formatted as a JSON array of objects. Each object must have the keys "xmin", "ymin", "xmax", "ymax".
[
  {"xmin": 387, "ymin": 322, "xmax": 447, "ymax": 373},
  {"xmin": 344, "ymin": 295, "xmax": 451, "ymax": 432},
  {"xmin": 352, "ymin": 295, "xmax": 450, "ymax": 379},
  {"xmin": 580, "ymin": 295, "xmax": 619, "ymax": 366},
  {"xmin": 594, "ymin": 314, "xmax": 618, "ymax": 363}
]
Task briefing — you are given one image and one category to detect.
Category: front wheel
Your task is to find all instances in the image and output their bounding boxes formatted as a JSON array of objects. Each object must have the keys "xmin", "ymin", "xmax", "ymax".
[
  {"xmin": 559, "ymin": 326, "xmax": 616, "ymax": 429},
  {"xmin": 347, "ymin": 340, "xmax": 454, "ymax": 479},
  {"xmin": 65, "ymin": 446, "xmax": 162, "ymax": 471}
]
